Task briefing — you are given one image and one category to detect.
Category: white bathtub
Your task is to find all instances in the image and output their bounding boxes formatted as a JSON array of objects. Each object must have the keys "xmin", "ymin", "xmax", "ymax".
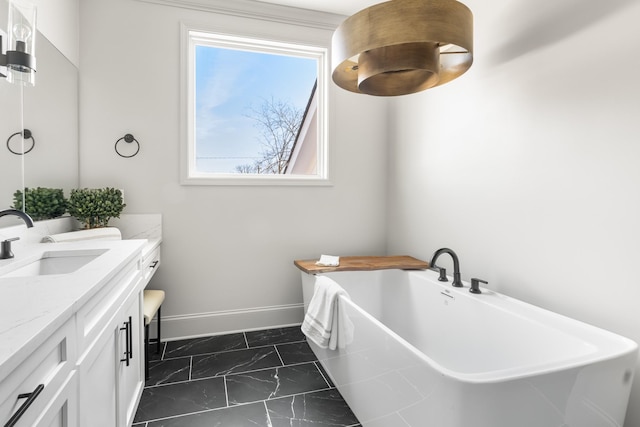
[{"xmin": 301, "ymin": 269, "xmax": 638, "ymax": 427}]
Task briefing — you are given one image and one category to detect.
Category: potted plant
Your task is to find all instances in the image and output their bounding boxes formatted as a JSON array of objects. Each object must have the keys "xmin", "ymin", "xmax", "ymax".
[
  {"xmin": 12, "ymin": 187, "xmax": 67, "ymax": 221},
  {"xmin": 67, "ymin": 187, "xmax": 126, "ymax": 229}
]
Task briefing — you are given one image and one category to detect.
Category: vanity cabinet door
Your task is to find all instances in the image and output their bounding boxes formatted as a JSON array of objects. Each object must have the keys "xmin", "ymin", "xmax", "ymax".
[
  {"xmin": 77, "ymin": 320, "xmax": 118, "ymax": 427},
  {"xmin": 77, "ymin": 281, "xmax": 144, "ymax": 427},
  {"xmin": 117, "ymin": 288, "xmax": 144, "ymax": 427}
]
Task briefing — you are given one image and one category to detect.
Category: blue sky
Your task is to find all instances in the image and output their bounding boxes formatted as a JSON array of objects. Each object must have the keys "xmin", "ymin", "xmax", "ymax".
[{"xmin": 195, "ymin": 45, "xmax": 317, "ymax": 173}]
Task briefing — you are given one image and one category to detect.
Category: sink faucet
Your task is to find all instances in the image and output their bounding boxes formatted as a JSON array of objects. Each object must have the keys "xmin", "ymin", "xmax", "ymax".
[
  {"xmin": 0, "ymin": 209, "xmax": 34, "ymax": 228},
  {"xmin": 0, "ymin": 209, "xmax": 34, "ymax": 259},
  {"xmin": 430, "ymin": 248, "xmax": 463, "ymax": 288}
]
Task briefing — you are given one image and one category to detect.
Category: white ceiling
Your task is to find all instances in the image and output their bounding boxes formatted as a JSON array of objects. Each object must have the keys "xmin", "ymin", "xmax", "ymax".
[{"xmin": 254, "ymin": 0, "xmax": 380, "ymax": 16}]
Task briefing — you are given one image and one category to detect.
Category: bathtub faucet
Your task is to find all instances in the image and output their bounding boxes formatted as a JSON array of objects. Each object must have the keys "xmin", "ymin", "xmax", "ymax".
[{"xmin": 430, "ymin": 248, "xmax": 463, "ymax": 288}]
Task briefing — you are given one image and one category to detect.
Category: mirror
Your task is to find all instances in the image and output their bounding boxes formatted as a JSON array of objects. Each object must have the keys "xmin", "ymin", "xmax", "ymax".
[{"xmin": 0, "ymin": 30, "xmax": 79, "ymax": 225}]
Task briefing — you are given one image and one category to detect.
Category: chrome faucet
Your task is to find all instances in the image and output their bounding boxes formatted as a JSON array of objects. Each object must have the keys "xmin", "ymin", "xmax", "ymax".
[
  {"xmin": 430, "ymin": 248, "xmax": 463, "ymax": 288},
  {"xmin": 0, "ymin": 209, "xmax": 34, "ymax": 259}
]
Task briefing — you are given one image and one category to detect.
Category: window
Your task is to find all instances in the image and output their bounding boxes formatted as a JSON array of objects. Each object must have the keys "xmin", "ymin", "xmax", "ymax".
[{"xmin": 182, "ymin": 27, "xmax": 328, "ymax": 185}]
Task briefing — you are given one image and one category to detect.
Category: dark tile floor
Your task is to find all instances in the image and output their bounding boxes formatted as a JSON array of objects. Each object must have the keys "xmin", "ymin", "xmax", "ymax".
[{"xmin": 132, "ymin": 326, "xmax": 361, "ymax": 427}]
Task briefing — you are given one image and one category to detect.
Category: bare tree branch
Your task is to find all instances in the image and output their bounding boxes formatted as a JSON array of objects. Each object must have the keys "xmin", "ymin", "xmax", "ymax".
[{"xmin": 239, "ymin": 97, "xmax": 303, "ymax": 174}]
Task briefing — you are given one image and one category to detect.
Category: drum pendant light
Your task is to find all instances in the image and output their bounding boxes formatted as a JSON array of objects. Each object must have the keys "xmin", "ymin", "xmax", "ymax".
[{"xmin": 332, "ymin": 0, "xmax": 473, "ymax": 96}]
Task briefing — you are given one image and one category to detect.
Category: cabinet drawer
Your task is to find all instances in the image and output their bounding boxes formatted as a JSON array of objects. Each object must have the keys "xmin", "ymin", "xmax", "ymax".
[
  {"xmin": 142, "ymin": 246, "xmax": 160, "ymax": 286},
  {"xmin": 76, "ymin": 259, "xmax": 141, "ymax": 356},
  {"xmin": 0, "ymin": 318, "xmax": 75, "ymax": 427}
]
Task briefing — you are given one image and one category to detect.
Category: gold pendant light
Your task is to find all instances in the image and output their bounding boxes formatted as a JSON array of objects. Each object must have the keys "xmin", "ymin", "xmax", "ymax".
[{"xmin": 332, "ymin": 0, "xmax": 473, "ymax": 96}]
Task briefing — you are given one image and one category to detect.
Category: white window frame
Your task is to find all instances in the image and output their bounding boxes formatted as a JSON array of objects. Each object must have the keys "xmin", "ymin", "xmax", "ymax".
[{"xmin": 180, "ymin": 23, "xmax": 330, "ymax": 186}]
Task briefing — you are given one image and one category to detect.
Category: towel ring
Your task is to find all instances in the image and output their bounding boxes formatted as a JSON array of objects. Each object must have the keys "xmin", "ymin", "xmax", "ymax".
[
  {"xmin": 6, "ymin": 129, "xmax": 35, "ymax": 155},
  {"xmin": 115, "ymin": 133, "xmax": 140, "ymax": 158}
]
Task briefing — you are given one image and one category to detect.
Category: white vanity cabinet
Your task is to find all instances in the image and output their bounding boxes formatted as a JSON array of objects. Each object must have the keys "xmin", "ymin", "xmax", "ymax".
[
  {"xmin": 0, "ymin": 239, "xmax": 152, "ymax": 427},
  {"xmin": 76, "ymin": 255, "xmax": 144, "ymax": 427},
  {"xmin": 0, "ymin": 215, "xmax": 163, "ymax": 427}
]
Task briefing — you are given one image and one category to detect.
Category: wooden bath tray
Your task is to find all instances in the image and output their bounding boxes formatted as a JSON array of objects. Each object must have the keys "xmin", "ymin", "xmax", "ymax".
[{"xmin": 294, "ymin": 255, "xmax": 429, "ymax": 274}]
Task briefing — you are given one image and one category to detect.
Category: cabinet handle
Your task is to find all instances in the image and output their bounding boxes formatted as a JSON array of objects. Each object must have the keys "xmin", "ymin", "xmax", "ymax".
[
  {"xmin": 127, "ymin": 316, "xmax": 133, "ymax": 360},
  {"xmin": 4, "ymin": 384, "xmax": 44, "ymax": 427},
  {"xmin": 149, "ymin": 260, "xmax": 159, "ymax": 269},
  {"xmin": 120, "ymin": 320, "xmax": 130, "ymax": 366}
]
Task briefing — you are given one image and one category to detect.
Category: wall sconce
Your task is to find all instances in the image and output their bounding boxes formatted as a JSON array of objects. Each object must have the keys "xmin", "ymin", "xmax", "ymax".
[{"xmin": 0, "ymin": 0, "xmax": 37, "ymax": 86}]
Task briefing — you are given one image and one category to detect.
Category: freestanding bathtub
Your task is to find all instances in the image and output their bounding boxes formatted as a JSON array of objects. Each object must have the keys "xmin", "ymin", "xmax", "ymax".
[{"xmin": 300, "ymin": 268, "xmax": 638, "ymax": 427}]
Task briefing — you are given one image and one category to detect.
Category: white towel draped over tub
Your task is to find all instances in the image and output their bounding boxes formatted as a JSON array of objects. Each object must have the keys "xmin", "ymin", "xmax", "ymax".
[{"xmin": 302, "ymin": 275, "xmax": 354, "ymax": 350}]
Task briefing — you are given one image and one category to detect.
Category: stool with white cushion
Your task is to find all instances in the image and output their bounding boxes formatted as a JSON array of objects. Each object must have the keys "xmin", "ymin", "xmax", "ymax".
[{"xmin": 143, "ymin": 289, "xmax": 165, "ymax": 380}]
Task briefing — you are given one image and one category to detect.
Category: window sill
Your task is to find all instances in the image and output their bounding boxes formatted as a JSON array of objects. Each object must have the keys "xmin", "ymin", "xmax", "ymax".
[{"xmin": 181, "ymin": 174, "xmax": 332, "ymax": 187}]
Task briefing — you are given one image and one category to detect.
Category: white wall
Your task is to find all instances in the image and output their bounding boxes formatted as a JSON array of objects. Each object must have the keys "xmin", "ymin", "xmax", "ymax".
[
  {"xmin": 386, "ymin": 1, "xmax": 640, "ymax": 425},
  {"xmin": 33, "ymin": 0, "xmax": 79, "ymax": 66},
  {"xmin": 79, "ymin": 0, "xmax": 388, "ymax": 337}
]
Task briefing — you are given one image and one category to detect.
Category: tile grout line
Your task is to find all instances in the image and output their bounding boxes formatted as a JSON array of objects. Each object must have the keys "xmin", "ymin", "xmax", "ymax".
[
  {"xmin": 273, "ymin": 344, "xmax": 286, "ymax": 367},
  {"xmin": 223, "ymin": 374, "xmax": 229, "ymax": 407},
  {"xmin": 162, "ymin": 333, "xmax": 249, "ymax": 358},
  {"xmin": 314, "ymin": 361, "xmax": 333, "ymax": 389},
  {"xmin": 263, "ymin": 400, "xmax": 274, "ymax": 427},
  {"xmin": 243, "ymin": 331, "xmax": 250, "ymax": 348},
  {"xmin": 138, "ymin": 389, "xmax": 340, "ymax": 427},
  {"xmin": 155, "ymin": 339, "xmax": 308, "ymax": 363},
  {"xmin": 232, "ymin": 383, "xmax": 334, "ymax": 409},
  {"xmin": 139, "ymin": 398, "xmax": 283, "ymax": 425},
  {"xmin": 145, "ymin": 358, "xmax": 321, "ymax": 390}
]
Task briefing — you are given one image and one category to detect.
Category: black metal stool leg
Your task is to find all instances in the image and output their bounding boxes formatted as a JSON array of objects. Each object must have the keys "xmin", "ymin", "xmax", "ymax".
[
  {"xmin": 145, "ymin": 323, "xmax": 150, "ymax": 380},
  {"xmin": 156, "ymin": 306, "xmax": 162, "ymax": 354}
]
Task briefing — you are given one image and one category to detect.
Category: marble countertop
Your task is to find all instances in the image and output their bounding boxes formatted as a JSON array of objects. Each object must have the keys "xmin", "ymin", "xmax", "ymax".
[
  {"xmin": 142, "ymin": 238, "xmax": 162, "ymax": 259},
  {"xmin": 0, "ymin": 239, "xmax": 147, "ymax": 382}
]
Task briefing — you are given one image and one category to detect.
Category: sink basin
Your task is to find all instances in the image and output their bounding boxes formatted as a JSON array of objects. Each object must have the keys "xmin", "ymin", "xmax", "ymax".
[{"xmin": 3, "ymin": 249, "xmax": 109, "ymax": 277}]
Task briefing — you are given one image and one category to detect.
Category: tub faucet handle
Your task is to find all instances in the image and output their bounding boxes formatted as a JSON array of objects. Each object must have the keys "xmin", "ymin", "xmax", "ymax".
[
  {"xmin": 470, "ymin": 278, "xmax": 487, "ymax": 294},
  {"xmin": 437, "ymin": 267, "xmax": 448, "ymax": 282}
]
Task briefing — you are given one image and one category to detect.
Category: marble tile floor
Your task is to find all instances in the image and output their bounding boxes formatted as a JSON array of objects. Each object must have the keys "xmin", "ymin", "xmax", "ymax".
[{"xmin": 132, "ymin": 325, "xmax": 362, "ymax": 427}]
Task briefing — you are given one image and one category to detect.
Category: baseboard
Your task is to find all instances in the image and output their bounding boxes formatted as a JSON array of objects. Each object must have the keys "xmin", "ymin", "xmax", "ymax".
[{"xmin": 155, "ymin": 303, "xmax": 305, "ymax": 341}]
